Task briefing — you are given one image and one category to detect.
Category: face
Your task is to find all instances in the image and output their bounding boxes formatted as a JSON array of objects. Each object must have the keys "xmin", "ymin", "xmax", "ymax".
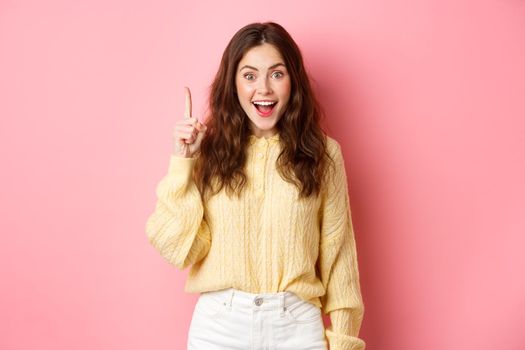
[{"xmin": 235, "ymin": 43, "xmax": 291, "ymax": 138}]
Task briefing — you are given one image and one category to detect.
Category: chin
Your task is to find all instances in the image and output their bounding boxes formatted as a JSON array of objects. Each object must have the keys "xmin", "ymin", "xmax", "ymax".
[{"xmin": 250, "ymin": 119, "xmax": 279, "ymax": 132}]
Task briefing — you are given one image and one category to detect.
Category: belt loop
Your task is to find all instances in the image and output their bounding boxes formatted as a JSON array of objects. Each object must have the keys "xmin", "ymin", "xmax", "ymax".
[
  {"xmin": 279, "ymin": 292, "xmax": 285, "ymax": 317},
  {"xmin": 227, "ymin": 289, "xmax": 234, "ymax": 310}
]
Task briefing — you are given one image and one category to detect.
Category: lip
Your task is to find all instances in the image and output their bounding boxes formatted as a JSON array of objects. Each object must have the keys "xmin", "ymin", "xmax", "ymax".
[{"xmin": 252, "ymin": 101, "xmax": 277, "ymax": 118}]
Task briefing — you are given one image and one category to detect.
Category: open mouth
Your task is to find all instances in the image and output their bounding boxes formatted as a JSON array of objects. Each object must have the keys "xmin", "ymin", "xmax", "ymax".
[{"xmin": 252, "ymin": 101, "xmax": 277, "ymax": 116}]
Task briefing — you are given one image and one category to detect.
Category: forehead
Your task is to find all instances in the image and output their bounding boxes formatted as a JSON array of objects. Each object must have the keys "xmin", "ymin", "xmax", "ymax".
[{"xmin": 238, "ymin": 43, "xmax": 285, "ymax": 68}]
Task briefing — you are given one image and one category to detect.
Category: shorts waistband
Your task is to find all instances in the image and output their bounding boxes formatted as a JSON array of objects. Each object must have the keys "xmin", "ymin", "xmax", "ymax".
[{"xmin": 200, "ymin": 287, "xmax": 307, "ymax": 315}]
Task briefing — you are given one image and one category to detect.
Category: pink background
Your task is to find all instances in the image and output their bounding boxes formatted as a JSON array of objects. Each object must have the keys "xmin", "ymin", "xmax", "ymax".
[{"xmin": 1, "ymin": 0, "xmax": 524, "ymax": 349}]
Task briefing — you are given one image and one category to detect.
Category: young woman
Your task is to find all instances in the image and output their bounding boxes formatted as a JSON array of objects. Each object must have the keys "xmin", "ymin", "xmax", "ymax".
[{"xmin": 145, "ymin": 22, "xmax": 366, "ymax": 350}]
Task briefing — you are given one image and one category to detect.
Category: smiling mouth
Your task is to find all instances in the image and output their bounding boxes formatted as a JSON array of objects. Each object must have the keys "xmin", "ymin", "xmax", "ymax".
[{"xmin": 252, "ymin": 101, "xmax": 277, "ymax": 114}]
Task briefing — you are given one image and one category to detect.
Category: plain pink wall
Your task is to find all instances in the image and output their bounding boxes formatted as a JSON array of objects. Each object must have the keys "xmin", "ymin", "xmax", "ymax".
[{"xmin": 1, "ymin": 0, "xmax": 524, "ymax": 349}]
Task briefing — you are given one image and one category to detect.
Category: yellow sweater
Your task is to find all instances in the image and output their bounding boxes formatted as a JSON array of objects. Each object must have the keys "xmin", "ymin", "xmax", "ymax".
[{"xmin": 145, "ymin": 133, "xmax": 366, "ymax": 350}]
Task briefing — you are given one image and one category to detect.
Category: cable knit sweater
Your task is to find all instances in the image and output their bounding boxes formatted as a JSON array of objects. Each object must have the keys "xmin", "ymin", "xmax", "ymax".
[{"xmin": 145, "ymin": 133, "xmax": 366, "ymax": 350}]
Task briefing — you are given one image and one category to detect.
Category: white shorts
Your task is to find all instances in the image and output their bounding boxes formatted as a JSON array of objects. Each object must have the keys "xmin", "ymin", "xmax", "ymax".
[{"xmin": 187, "ymin": 287, "xmax": 328, "ymax": 350}]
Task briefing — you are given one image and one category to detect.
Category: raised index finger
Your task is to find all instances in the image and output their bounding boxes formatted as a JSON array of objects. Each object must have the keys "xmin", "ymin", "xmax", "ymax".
[{"xmin": 184, "ymin": 86, "xmax": 192, "ymax": 119}]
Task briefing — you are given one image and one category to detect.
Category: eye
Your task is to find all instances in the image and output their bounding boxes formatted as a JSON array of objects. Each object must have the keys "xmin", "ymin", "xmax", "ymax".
[
  {"xmin": 272, "ymin": 71, "xmax": 284, "ymax": 79},
  {"xmin": 243, "ymin": 73, "xmax": 255, "ymax": 81}
]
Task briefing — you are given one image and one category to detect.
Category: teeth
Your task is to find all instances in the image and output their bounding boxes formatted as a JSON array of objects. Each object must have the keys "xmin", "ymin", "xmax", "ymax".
[{"xmin": 253, "ymin": 101, "xmax": 277, "ymax": 106}]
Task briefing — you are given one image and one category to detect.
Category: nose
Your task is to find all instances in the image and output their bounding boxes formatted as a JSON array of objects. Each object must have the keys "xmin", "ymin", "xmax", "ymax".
[{"xmin": 256, "ymin": 76, "xmax": 272, "ymax": 95}]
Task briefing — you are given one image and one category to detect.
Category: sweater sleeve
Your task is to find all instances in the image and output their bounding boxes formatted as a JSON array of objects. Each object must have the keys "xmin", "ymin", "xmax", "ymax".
[
  {"xmin": 145, "ymin": 154, "xmax": 211, "ymax": 270},
  {"xmin": 317, "ymin": 141, "xmax": 366, "ymax": 350}
]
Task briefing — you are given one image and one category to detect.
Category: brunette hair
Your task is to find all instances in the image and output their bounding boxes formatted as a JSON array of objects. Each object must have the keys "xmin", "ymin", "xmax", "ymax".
[{"xmin": 194, "ymin": 21, "xmax": 335, "ymax": 200}]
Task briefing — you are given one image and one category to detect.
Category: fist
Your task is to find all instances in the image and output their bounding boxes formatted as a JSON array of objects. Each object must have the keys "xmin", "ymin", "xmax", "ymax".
[{"xmin": 172, "ymin": 86, "xmax": 208, "ymax": 158}]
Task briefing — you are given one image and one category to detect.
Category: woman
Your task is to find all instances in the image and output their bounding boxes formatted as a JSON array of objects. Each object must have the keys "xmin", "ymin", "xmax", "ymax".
[{"xmin": 145, "ymin": 22, "xmax": 366, "ymax": 350}]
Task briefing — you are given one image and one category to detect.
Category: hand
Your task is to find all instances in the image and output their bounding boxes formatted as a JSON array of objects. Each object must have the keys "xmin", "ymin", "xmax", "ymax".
[{"xmin": 172, "ymin": 86, "xmax": 208, "ymax": 158}]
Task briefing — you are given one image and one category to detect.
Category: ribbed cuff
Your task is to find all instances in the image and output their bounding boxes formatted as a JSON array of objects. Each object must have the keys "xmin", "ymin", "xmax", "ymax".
[
  {"xmin": 325, "ymin": 328, "xmax": 366, "ymax": 350},
  {"xmin": 168, "ymin": 155, "xmax": 196, "ymax": 183}
]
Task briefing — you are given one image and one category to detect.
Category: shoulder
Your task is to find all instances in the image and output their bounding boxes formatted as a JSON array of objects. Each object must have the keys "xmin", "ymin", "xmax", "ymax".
[
  {"xmin": 321, "ymin": 135, "xmax": 345, "ymax": 186},
  {"xmin": 325, "ymin": 135, "xmax": 343, "ymax": 160},
  {"xmin": 320, "ymin": 135, "xmax": 348, "ymax": 195}
]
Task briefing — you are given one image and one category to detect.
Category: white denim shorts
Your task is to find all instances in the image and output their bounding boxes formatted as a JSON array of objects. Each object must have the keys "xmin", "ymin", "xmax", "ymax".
[{"xmin": 187, "ymin": 287, "xmax": 328, "ymax": 350}]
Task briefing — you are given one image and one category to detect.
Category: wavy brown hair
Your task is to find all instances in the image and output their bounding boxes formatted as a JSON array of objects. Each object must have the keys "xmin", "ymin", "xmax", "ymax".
[{"xmin": 193, "ymin": 22, "xmax": 335, "ymax": 200}]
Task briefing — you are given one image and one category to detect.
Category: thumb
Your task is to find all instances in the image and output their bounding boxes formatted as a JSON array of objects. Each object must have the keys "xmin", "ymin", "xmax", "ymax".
[{"xmin": 197, "ymin": 121, "xmax": 208, "ymax": 132}]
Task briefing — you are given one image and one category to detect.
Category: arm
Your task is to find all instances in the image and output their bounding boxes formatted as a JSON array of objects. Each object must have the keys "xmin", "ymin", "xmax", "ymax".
[
  {"xmin": 145, "ymin": 154, "xmax": 211, "ymax": 270},
  {"xmin": 317, "ymin": 141, "xmax": 366, "ymax": 350}
]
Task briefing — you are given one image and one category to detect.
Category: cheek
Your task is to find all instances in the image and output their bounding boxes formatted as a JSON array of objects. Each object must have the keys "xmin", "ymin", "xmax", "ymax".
[
  {"xmin": 278, "ymin": 79, "xmax": 291, "ymax": 98},
  {"xmin": 279, "ymin": 85, "xmax": 291, "ymax": 104},
  {"xmin": 236, "ymin": 83, "xmax": 254, "ymax": 102}
]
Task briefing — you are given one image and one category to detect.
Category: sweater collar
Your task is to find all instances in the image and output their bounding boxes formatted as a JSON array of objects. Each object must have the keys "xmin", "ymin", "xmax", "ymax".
[{"xmin": 248, "ymin": 132, "xmax": 280, "ymax": 145}]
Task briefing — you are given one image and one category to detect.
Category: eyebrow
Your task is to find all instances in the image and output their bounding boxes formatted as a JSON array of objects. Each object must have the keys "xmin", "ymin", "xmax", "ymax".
[{"xmin": 239, "ymin": 63, "xmax": 286, "ymax": 72}]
